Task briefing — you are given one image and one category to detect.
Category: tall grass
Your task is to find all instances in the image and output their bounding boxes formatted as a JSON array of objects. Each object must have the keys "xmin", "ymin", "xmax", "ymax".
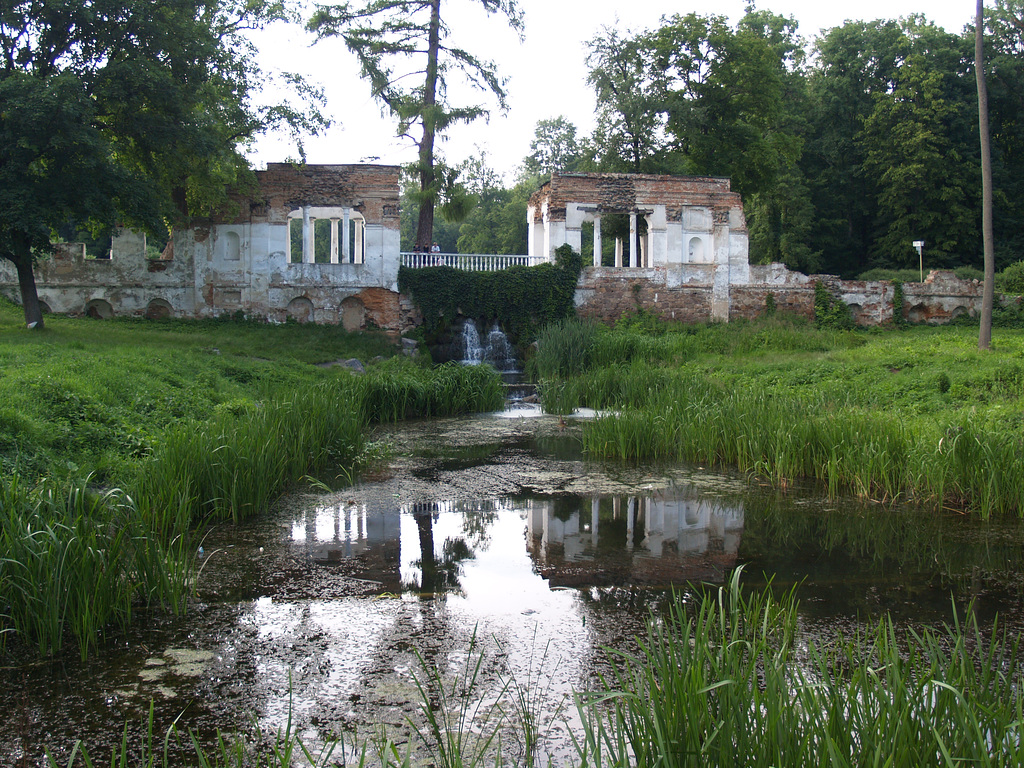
[
  {"xmin": 133, "ymin": 382, "xmax": 366, "ymax": 526},
  {"xmin": 532, "ymin": 317, "xmax": 1024, "ymax": 518},
  {"xmin": 360, "ymin": 359, "xmax": 506, "ymax": 422},
  {"xmin": 0, "ymin": 476, "xmax": 192, "ymax": 659},
  {"xmin": 575, "ymin": 570, "xmax": 1024, "ymax": 767},
  {"xmin": 577, "ymin": 375, "xmax": 1024, "ymax": 517}
]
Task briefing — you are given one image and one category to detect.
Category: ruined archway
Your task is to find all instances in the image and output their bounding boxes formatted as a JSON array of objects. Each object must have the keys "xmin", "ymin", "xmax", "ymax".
[
  {"xmin": 340, "ymin": 295, "xmax": 366, "ymax": 332},
  {"xmin": 146, "ymin": 298, "xmax": 174, "ymax": 319},
  {"xmin": 85, "ymin": 299, "xmax": 113, "ymax": 319},
  {"xmin": 286, "ymin": 296, "xmax": 315, "ymax": 323}
]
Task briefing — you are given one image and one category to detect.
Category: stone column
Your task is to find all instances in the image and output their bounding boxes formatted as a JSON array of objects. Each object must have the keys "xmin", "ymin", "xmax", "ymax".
[
  {"xmin": 614, "ymin": 238, "xmax": 623, "ymax": 268},
  {"xmin": 640, "ymin": 221, "xmax": 648, "ymax": 268},
  {"xmin": 591, "ymin": 497, "xmax": 600, "ymax": 546},
  {"xmin": 330, "ymin": 217, "xmax": 340, "ymax": 264},
  {"xmin": 302, "ymin": 207, "xmax": 313, "ymax": 264},
  {"xmin": 342, "ymin": 208, "xmax": 351, "ymax": 263},
  {"xmin": 628, "ymin": 212, "xmax": 637, "ymax": 268},
  {"xmin": 354, "ymin": 219, "xmax": 364, "ymax": 264},
  {"xmin": 593, "ymin": 215, "xmax": 602, "ymax": 267}
]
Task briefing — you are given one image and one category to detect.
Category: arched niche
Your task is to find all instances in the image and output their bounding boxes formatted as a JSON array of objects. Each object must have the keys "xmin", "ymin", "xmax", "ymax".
[
  {"xmin": 688, "ymin": 236, "xmax": 707, "ymax": 263},
  {"xmin": 225, "ymin": 231, "xmax": 241, "ymax": 261},
  {"xmin": 86, "ymin": 299, "xmax": 113, "ymax": 319},
  {"xmin": 340, "ymin": 295, "xmax": 365, "ymax": 332},
  {"xmin": 146, "ymin": 298, "xmax": 173, "ymax": 319},
  {"xmin": 287, "ymin": 296, "xmax": 315, "ymax": 323}
]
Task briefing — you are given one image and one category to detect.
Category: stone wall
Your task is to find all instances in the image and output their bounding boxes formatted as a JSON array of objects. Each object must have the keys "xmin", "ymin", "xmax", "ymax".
[
  {"xmin": 576, "ymin": 262, "xmax": 987, "ymax": 327},
  {"xmin": 0, "ymin": 164, "xmax": 407, "ymax": 333}
]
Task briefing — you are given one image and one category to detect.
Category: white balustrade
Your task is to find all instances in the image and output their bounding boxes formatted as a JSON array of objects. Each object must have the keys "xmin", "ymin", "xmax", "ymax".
[{"xmin": 399, "ymin": 253, "xmax": 543, "ymax": 271}]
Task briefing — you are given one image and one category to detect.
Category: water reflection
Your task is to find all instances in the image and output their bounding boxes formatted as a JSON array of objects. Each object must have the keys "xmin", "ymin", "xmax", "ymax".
[
  {"xmin": 288, "ymin": 487, "xmax": 743, "ymax": 597},
  {"xmin": 525, "ymin": 494, "xmax": 743, "ymax": 587}
]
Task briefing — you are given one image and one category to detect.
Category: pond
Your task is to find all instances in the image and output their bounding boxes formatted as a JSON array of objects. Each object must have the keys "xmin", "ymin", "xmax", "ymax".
[{"xmin": 4, "ymin": 407, "xmax": 1024, "ymax": 765}]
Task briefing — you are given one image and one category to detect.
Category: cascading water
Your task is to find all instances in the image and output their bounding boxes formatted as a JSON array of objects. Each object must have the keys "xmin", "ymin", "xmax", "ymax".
[
  {"xmin": 453, "ymin": 318, "xmax": 519, "ymax": 373},
  {"xmin": 459, "ymin": 318, "xmax": 485, "ymax": 364},
  {"xmin": 483, "ymin": 321, "xmax": 518, "ymax": 373}
]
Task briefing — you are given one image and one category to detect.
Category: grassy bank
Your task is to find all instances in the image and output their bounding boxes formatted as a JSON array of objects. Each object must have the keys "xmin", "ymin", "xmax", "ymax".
[
  {"xmin": 535, "ymin": 316, "xmax": 1024, "ymax": 517},
  {"xmin": 0, "ymin": 300, "xmax": 504, "ymax": 657}
]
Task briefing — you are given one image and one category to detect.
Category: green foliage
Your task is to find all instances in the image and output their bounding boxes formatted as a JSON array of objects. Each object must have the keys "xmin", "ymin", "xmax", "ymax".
[
  {"xmin": 764, "ymin": 292, "xmax": 777, "ymax": 316},
  {"xmin": 577, "ymin": 571, "xmax": 1024, "ymax": 767},
  {"xmin": 1, "ymin": 477, "xmax": 192, "ymax": 658},
  {"xmin": 813, "ymin": 281, "xmax": 855, "ymax": 329},
  {"xmin": 997, "ymin": 260, "xmax": 1024, "ymax": 294},
  {"xmin": 892, "ymin": 279, "xmax": 906, "ymax": 327},
  {"xmin": 858, "ymin": 268, "xmax": 926, "ymax": 282},
  {"xmin": 0, "ymin": 0, "xmax": 325, "ymax": 327},
  {"xmin": 398, "ymin": 244, "xmax": 582, "ymax": 344}
]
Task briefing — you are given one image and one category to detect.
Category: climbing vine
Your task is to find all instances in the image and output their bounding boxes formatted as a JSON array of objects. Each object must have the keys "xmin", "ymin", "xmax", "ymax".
[
  {"xmin": 813, "ymin": 281, "xmax": 854, "ymax": 330},
  {"xmin": 398, "ymin": 244, "xmax": 583, "ymax": 344},
  {"xmin": 892, "ymin": 279, "xmax": 906, "ymax": 327}
]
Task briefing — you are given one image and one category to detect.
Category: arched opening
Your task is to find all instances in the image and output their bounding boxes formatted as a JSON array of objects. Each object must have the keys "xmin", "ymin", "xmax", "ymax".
[
  {"xmin": 145, "ymin": 298, "xmax": 173, "ymax": 319},
  {"xmin": 688, "ymin": 236, "xmax": 707, "ymax": 263},
  {"xmin": 907, "ymin": 303, "xmax": 929, "ymax": 323},
  {"xmin": 286, "ymin": 296, "xmax": 314, "ymax": 323},
  {"xmin": 86, "ymin": 299, "xmax": 113, "ymax": 319},
  {"xmin": 340, "ymin": 296, "xmax": 366, "ymax": 332},
  {"xmin": 225, "ymin": 231, "xmax": 241, "ymax": 261}
]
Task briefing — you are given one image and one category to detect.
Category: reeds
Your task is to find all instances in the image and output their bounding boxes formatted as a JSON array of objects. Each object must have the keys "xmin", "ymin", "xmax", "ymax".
[
  {"xmin": 575, "ymin": 570, "xmax": 1024, "ymax": 767},
  {"xmin": 360, "ymin": 359, "xmax": 506, "ymax": 422},
  {"xmin": 572, "ymin": 368, "xmax": 1024, "ymax": 517},
  {"xmin": 133, "ymin": 381, "xmax": 366, "ymax": 526},
  {"xmin": 0, "ymin": 476, "xmax": 192, "ymax": 659}
]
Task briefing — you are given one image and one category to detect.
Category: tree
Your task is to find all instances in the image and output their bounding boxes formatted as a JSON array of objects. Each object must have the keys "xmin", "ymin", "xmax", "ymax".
[
  {"xmin": 0, "ymin": 0, "xmax": 324, "ymax": 329},
  {"xmin": 308, "ymin": 0, "xmax": 523, "ymax": 251},
  {"xmin": 978, "ymin": 0, "xmax": 996, "ymax": 349},
  {"xmin": 802, "ymin": 19, "xmax": 908, "ymax": 275},
  {"xmin": 586, "ymin": 27, "xmax": 667, "ymax": 172},
  {"xmin": 859, "ymin": 19, "xmax": 977, "ymax": 270},
  {"xmin": 521, "ymin": 116, "xmax": 582, "ymax": 178}
]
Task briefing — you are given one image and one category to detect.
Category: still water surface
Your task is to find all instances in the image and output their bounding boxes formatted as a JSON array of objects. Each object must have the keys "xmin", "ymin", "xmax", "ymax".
[{"xmin": 3, "ymin": 408, "xmax": 1022, "ymax": 765}]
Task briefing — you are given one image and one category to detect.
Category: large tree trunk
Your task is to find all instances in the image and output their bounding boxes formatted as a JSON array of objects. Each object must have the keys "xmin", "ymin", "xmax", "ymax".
[
  {"xmin": 414, "ymin": 0, "xmax": 442, "ymax": 251},
  {"xmin": 10, "ymin": 245, "xmax": 45, "ymax": 329},
  {"xmin": 977, "ymin": 0, "xmax": 995, "ymax": 350}
]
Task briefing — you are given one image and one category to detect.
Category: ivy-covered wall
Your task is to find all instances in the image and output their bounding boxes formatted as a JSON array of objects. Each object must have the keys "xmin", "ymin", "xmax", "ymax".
[{"xmin": 397, "ymin": 244, "xmax": 582, "ymax": 345}]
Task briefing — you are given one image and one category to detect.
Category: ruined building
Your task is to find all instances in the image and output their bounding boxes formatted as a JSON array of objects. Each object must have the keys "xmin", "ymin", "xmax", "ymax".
[{"xmin": 0, "ymin": 167, "xmax": 987, "ymax": 330}]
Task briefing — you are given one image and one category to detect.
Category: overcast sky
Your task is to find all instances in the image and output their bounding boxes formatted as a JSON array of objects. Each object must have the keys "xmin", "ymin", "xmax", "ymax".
[{"xmin": 247, "ymin": 1, "xmax": 972, "ymax": 179}]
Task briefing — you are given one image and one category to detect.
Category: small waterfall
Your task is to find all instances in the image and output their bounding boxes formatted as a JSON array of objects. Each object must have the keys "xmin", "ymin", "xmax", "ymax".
[
  {"xmin": 460, "ymin": 318, "xmax": 484, "ymax": 364},
  {"xmin": 483, "ymin": 321, "xmax": 518, "ymax": 373},
  {"xmin": 452, "ymin": 318, "xmax": 519, "ymax": 373}
]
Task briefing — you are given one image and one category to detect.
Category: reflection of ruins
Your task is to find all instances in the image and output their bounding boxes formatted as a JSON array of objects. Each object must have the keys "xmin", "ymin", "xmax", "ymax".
[
  {"xmin": 526, "ymin": 493, "xmax": 744, "ymax": 588},
  {"xmin": 288, "ymin": 492, "xmax": 743, "ymax": 594},
  {"xmin": 288, "ymin": 498, "xmax": 505, "ymax": 594}
]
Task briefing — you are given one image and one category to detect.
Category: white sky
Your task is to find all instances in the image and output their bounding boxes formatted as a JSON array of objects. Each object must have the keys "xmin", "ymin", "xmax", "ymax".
[{"xmin": 247, "ymin": 1, "xmax": 972, "ymax": 180}]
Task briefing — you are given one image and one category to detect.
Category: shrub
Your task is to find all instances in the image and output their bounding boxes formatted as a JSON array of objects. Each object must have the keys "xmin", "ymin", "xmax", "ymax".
[{"xmin": 997, "ymin": 260, "xmax": 1024, "ymax": 295}]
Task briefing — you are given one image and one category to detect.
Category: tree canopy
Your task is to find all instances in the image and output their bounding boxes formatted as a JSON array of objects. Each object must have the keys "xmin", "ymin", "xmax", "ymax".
[{"xmin": 0, "ymin": 0, "xmax": 325, "ymax": 328}]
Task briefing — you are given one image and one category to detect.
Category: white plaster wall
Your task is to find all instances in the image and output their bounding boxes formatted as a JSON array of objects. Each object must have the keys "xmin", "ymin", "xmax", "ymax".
[{"xmin": 665, "ymin": 221, "xmax": 684, "ymax": 265}]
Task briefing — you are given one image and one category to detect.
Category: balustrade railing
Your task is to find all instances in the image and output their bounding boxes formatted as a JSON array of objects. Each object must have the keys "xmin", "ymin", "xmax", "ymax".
[{"xmin": 400, "ymin": 252, "xmax": 542, "ymax": 271}]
